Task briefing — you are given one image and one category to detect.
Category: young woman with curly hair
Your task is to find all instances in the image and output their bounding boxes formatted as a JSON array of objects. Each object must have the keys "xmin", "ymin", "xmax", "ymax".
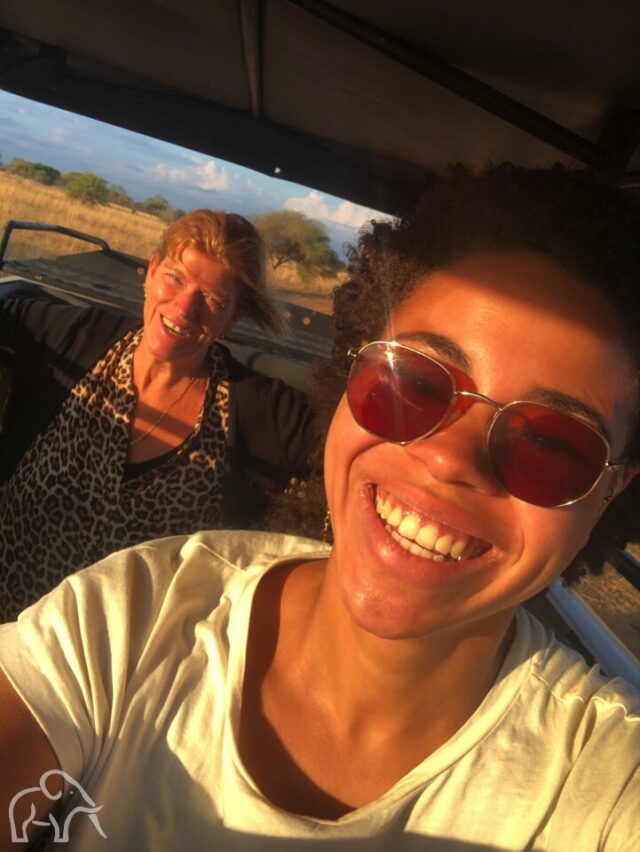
[{"xmin": 0, "ymin": 165, "xmax": 638, "ymax": 850}]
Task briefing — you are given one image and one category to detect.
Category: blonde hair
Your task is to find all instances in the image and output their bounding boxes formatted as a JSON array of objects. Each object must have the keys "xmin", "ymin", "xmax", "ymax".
[{"xmin": 155, "ymin": 209, "xmax": 283, "ymax": 335}]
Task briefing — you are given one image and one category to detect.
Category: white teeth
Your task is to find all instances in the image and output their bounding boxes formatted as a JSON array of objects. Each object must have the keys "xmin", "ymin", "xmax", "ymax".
[
  {"xmin": 416, "ymin": 523, "xmax": 438, "ymax": 550},
  {"xmin": 390, "ymin": 530, "xmax": 411, "ymax": 550},
  {"xmin": 435, "ymin": 533, "xmax": 453, "ymax": 556},
  {"xmin": 162, "ymin": 316, "xmax": 191, "ymax": 336},
  {"xmin": 376, "ymin": 496, "xmax": 391, "ymax": 520},
  {"xmin": 398, "ymin": 514, "xmax": 420, "ymax": 538},
  {"xmin": 375, "ymin": 491, "xmax": 482, "ymax": 563},
  {"xmin": 450, "ymin": 538, "xmax": 468, "ymax": 559},
  {"xmin": 387, "ymin": 506, "xmax": 403, "ymax": 527},
  {"xmin": 389, "ymin": 527, "xmax": 436, "ymax": 561}
]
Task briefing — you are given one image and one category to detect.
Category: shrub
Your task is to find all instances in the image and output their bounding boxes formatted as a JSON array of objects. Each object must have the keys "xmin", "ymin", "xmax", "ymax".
[
  {"xmin": 62, "ymin": 171, "xmax": 109, "ymax": 206},
  {"xmin": 7, "ymin": 157, "xmax": 61, "ymax": 186},
  {"xmin": 107, "ymin": 183, "xmax": 134, "ymax": 209}
]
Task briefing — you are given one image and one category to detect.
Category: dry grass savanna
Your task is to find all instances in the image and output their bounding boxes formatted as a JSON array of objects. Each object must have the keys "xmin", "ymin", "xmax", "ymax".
[
  {"xmin": 0, "ymin": 170, "xmax": 164, "ymax": 267},
  {"xmin": 0, "ymin": 170, "xmax": 344, "ymax": 299}
]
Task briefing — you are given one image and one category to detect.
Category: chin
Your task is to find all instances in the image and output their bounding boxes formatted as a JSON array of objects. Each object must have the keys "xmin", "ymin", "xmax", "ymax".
[{"xmin": 338, "ymin": 569, "xmax": 448, "ymax": 641}]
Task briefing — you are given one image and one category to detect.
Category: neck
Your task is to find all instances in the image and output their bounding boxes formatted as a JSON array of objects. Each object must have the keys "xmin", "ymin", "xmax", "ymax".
[
  {"xmin": 133, "ymin": 336, "xmax": 208, "ymax": 392},
  {"xmin": 278, "ymin": 559, "xmax": 515, "ymax": 746}
]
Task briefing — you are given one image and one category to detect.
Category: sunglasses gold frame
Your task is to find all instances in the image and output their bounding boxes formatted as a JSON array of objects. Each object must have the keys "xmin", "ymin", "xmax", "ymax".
[{"xmin": 347, "ymin": 340, "xmax": 625, "ymax": 508}]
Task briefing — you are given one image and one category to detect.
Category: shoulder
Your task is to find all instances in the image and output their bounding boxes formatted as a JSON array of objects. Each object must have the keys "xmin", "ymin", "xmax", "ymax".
[
  {"xmin": 216, "ymin": 344, "xmax": 307, "ymax": 401},
  {"xmin": 8, "ymin": 530, "xmax": 328, "ymax": 630},
  {"xmin": 528, "ymin": 617, "xmax": 638, "ymax": 711},
  {"xmin": 511, "ymin": 609, "xmax": 639, "ymax": 794},
  {"xmin": 522, "ymin": 620, "xmax": 639, "ymax": 848},
  {"xmin": 1, "ymin": 297, "xmax": 139, "ymax": 352},
  {"xmin": 515, "ymin": 607, "xmax": 638, "ymax": 719}
]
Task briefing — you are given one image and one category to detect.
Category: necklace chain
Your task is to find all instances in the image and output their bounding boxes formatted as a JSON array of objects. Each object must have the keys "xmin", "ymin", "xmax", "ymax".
[{"xmin": 129, "ymin": 376, "xmax": 199, "ymax": 446}]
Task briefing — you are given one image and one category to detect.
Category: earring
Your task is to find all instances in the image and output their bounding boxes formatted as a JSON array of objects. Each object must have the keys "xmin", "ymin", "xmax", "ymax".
[
  {"xmin": 602, "ymin": 487, "xmax": 616, "ymax": 505},
  {"xmin": 322, "ymin": 509, "xmax": 332, "ymax": 543}
]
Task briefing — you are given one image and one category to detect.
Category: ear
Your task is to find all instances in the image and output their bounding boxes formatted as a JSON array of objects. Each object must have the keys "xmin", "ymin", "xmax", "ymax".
[{"xmin": 145, "ymin": 253, "xmax": 159, "ymax": 284}]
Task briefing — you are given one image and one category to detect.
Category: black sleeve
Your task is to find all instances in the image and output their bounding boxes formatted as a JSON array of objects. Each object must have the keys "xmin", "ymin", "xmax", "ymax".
[
  {"xmin": 236, "ymin": 374, "xmax": 316, "ymax": 479},
  {"xmin": 0, "ymin": 298, "xmax": 137, "ymax": 377},
  {"xmin": 0, "ymin": 298, "xmax": 138, "ymax": 483},
  {"xmin": 222, "ymin": 352, "xmax": 318, "ymax": 527}
]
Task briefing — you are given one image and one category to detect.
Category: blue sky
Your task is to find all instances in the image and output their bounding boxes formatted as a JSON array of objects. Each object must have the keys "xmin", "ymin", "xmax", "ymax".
[{"xmin": 0, "ymin": 90, "xmax": 389, "ymax": 257}]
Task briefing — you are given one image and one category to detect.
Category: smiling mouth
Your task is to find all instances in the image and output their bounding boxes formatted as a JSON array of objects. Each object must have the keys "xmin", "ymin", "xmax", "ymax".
[
  {"xmin": 374, "ymin": 486, "xmax": 492, "ymax": 562},
  {"xmin": 161, "ymin": 316, "xmax": 195, "ymax": 337}
]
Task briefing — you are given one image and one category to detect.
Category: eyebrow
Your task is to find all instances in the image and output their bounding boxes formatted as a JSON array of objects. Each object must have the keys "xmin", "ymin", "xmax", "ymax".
[
  {"xmin": 393, "ymin": 332, "xmax": 472, "ymax": 371},
  {"xmin": 163, "ymin": 262, "xmax": 182, "ymax": 277},
  {"xmin": 393, "ymin": 332, "xmax": 611, "ymax": 441},
  {"xmin": 526, "ymin": 387, "xmax": 611, "ymax": 443}
]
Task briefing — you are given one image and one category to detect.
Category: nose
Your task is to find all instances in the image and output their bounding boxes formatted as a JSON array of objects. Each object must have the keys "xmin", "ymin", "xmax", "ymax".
[
  {"xmin": 403, "ymin": 403, "xmax": 500, "ymax": 496},
  {"xmin": 172, "ymin": 283, "xmax": 202, "ymax": 319}
]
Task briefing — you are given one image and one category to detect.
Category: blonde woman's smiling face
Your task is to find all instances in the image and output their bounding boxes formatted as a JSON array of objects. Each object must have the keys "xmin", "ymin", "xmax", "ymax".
[
  {"xmin": 324, "ymin": 250, "xmax": 635, "ymax": 641},
  {"xmin": 141, "ymin": 245, "xmax": 238, "ymax": 372}
]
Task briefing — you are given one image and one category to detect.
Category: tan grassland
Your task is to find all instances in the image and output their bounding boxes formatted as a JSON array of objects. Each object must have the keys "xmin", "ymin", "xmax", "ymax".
[
  {"xmin": 0, "ymin": 170, "xmax": 164, "ymax": 262},
  {"xmin": 0, "ymin": 171, "xmax": 344, "ymax": 296}
]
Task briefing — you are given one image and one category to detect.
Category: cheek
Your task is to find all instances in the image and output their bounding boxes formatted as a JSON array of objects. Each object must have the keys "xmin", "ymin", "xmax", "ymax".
[
  {"xmin": 517, "ymin": 495, "xmax": 603, "ymax": 582},
  {"xmin": 324, "ymin": 396, "xmax": 358, "ymax": 513},
  {"xmin": 324, "ymin": 399, "xmax": 347, "ymax": 513},
  {"xmin": 144, "ymin": 280, "xmax": 169, "ymax": 313},
  {"xmin": 324, "ymin": 395, "xmax": 380, "ymax": 518}
]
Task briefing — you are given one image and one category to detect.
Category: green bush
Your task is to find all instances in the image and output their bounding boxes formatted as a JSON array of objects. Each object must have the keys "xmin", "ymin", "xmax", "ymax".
[
  {"xmin": 62, "ymin": 171, "xmax": 109, "ymax": 205},
  {"xmin": 107, "ymin": 183, "xmax": 134, "ymax": 209},
  {"xmin": 140, "ymin": 195, "xmax": 170, "ymax": 216},
  {"xmin": 7, "ymin": 157, "xmax": 61, "ymax": 186}
]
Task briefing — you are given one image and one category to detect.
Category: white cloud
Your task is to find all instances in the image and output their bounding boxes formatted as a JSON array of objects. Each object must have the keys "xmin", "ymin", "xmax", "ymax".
[
  {"xmin": 239, "ymin": 175, "xmax": 264, "ymax": 196},
  {"xmin": 145, "ymin": 158, "xmax": 230, "ymax": 191},
  {"xmin": 283, "ymin": 189, "xmax": 391, "ymax": 230},
  {"xmin": 49, "ymin": 126, "xmax": 68, "ymax": 144}
]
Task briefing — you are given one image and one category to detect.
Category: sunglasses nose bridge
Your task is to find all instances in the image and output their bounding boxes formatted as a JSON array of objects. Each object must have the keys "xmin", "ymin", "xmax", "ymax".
[{"xmin": 455, "ymin": 390, "xmax": 501, "ymax": 411}]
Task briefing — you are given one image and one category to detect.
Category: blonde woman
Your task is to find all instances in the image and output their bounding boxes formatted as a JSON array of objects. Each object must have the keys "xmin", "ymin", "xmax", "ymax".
[{"xmin": 0, "ymin": 211, "xmax": 315, "ymax": 619}]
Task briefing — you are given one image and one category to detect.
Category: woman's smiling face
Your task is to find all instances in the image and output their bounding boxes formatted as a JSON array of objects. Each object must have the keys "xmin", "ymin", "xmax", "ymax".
[
  {"xmin": 324, "ymin": 250, "xmax": 636, "ymax": 640},
  {"xmin": 141, "ymin": 245, "xmax": 238, "ymax": 371}
]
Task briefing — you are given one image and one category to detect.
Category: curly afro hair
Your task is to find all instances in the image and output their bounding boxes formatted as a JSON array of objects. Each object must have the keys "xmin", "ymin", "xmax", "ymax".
[{"xmin": 268, "ymin": 164, "xmax": 640, "ymax": 585}]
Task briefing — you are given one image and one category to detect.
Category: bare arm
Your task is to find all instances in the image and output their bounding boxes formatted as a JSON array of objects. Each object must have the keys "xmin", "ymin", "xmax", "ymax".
[{"xmin": 0, "ymin": 667, "xmax": 62, "ymax": 850}]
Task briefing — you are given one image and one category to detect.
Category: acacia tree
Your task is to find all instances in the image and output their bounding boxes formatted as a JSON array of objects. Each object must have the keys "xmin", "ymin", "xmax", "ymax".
[
  {"xmin": 62, "ymin": 171, "xmax": 109, "ymax": 205},
  {"xmin": 254, "ymin": 210, "xmax": 343, "ymax": 277}
]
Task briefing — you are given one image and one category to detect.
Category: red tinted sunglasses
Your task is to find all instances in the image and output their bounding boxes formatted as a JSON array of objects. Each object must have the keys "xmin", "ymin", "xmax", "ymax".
[{"xmin": 347, "ymin": 341, "xmax": 624, "ymax": 508}]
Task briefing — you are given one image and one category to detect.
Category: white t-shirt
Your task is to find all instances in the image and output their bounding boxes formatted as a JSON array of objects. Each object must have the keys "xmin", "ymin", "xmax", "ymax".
[{"xmin": 0, "ymin": 531, "xmax": 638, "ymax": 851}]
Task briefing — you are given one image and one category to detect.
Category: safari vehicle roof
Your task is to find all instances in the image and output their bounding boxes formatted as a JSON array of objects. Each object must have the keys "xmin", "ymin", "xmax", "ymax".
[
  {"xmin": 0, "ymin": 1, "xmax": 638, "ymax": 676},
  {"xmin": 0, "ymin": 0, "xmax": 638, "ymax": 215}
]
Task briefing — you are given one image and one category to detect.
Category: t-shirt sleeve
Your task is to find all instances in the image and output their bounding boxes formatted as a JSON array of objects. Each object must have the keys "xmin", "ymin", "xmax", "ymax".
[
  {"xmin": 0, "ymin": 536, "xmax": 189, "ymax": 782},
  {"xmin": 601, "ymin": 766, "xmax": 640, "ymax": 851}
]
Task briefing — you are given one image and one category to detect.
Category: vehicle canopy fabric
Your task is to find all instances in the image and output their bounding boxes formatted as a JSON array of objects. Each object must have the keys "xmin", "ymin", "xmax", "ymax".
[{"xmin": 0, "ymin": 0, "xmax": 638, "ymax": 212}]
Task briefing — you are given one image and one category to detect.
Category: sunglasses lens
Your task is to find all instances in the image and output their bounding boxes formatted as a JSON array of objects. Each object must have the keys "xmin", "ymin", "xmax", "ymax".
[
  {"xmin": 347, "ymin": 343, "xmax": 454, "ymax": 442},
  {"xmin": 489, "ymin": 403, "xmax": 608, "ymax": 507}
]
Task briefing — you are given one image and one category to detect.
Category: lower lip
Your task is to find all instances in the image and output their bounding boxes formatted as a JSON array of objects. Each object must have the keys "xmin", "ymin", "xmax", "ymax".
[{"xmin": 358, "ymin": 485, "xmax": 497, "ymax": 587}]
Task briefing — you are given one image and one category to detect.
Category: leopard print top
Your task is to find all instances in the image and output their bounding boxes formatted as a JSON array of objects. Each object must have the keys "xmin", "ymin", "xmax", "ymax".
[{"xmin": 0, "ymin": 328, "xmax": 229, "ymax": 621}]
